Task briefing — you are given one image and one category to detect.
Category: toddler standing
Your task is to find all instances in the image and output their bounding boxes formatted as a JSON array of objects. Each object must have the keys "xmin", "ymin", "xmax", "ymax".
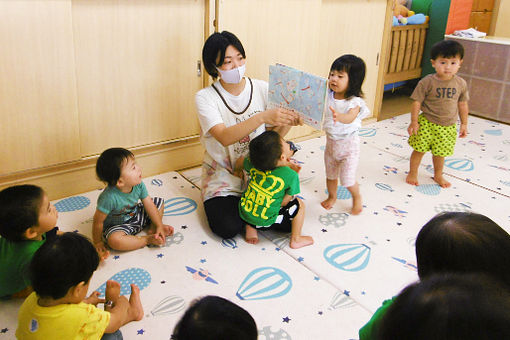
[
  {"xmin": 93, "ymin": 147, "xmax": 173, "ymax": 255},
  {"xmin": 321, "ymin": 54, "xmax": 370, "ymax": 214},
  {"xmin": 406, "ymin": 39, "xmax": 469, "ymax": 188}
]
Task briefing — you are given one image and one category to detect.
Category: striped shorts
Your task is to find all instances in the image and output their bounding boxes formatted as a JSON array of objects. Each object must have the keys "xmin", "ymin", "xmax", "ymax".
[{"xmin": 103, "ymin": 197, "xmax": 164, "ymax": 240}]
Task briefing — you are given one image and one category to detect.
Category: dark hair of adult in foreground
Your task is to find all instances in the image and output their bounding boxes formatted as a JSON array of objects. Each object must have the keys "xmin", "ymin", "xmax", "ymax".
[
  {"xmin": 415, "ymin": 211, "xmax": 510, "ymax": 288},
  {"xmin": 377, "ymin": 273, "xmax": 510, "ymax": 340},
  {"xmin": 172, "ymin": 295, "xmax": 257, "ymax": 340}
]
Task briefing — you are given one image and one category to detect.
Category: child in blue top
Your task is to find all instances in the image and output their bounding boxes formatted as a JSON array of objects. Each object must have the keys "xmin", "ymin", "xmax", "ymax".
[
  {"xmin": 92, "ymin": 148, "xmax": 174, "ymax": 255},
  {"xmin": 0, "ymin": 185, "xmax": 59, "ymax": 298},
  {"xmin": 321, "ymin": 55, "xmax": 370, "ymax": 215}
]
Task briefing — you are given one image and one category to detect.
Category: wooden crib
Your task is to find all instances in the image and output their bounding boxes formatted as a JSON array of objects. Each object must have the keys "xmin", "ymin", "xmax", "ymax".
[{"xmin": 384, "ymin": 23, "xmax": 429, "ymax": 84}]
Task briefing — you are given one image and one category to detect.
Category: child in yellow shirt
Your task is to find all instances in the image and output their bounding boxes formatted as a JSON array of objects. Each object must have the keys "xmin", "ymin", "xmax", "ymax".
[{"xmin": 17, "ymin": 232, "xmax": 143, "ymax": 340}]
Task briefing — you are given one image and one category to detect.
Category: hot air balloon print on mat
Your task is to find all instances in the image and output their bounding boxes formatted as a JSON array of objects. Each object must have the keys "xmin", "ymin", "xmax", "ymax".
[
  {"xmin": 54, "ymin": 196, "xmax": 91, "ymax": 212},
  {"xmin": 237, "ymin": 267, "xmax": 292, "ymax": 301},
  {"xmin": 329, "ymin": 291, "xmax": 357, "ymax": 310},
  {"xmin": 164, "ymin": 197, "xmax": 197, "ymax": 216},
  {"xmin": 148, "ymin": 295, "xmax": 185, "ymax": 317},
  {"xmin": 323, "ymin": 244, "xmax": 371, "ymax": 272},
  {"xmin": 95, "ymin": 268, "xmax": 151, "ymax": 298}
]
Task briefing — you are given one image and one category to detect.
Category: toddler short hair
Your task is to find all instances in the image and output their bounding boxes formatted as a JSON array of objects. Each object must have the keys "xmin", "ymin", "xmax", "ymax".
[
  {"xmin": 0, "ymin": 184, "xmax": 44, "ymax": 241},
  {"xmin": 173, "ymin": 295, "xmax": 257, "ymax": 340},
  {"xmin": 430, "ymin": 40, "xmax": 464, "ymax": 60},
  {"xmin": 96, "ymin": 147, "xmax": 134, "ymax": 186},
  {"xmin": 30, "ymin": 232, "xmax": 99, "ymax": 299},
  {"xmin": 330, "ymin": 54, "xmax": 366, "ymax": 98},
  {"xmin": 249, "ymin": 130, "xmax": 282, "ymax": 171}
]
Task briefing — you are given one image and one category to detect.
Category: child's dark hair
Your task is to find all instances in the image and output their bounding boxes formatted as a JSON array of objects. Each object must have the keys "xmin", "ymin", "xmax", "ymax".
[
  {"xmin": 330, "ymin": 54, "xmax": 366, "ymax": 98},
  {"xmin": 96, "ymin": 147, "xmax": 134, "ymax": 186},
  {"xmin": 249, "ymin": 130, "xmax": 282, "ymax": 171},
  {"xmin": 430, "ymin": 39, "xmax": 464, "ymax": 60},
  {"xmin": 377, "ymin": 273, "xmax": 510, "ymax": 340},
  {"xmin": 30, "ymin": 232, "xmax": 99, "ymax": 299},
  {"xmin": 172, "ymin": 295, "xmax": 257, "ymax": 340},
  {"xmin": 0, "ymin": 185, "xmax": 44, "ymax": 241},
  {"xmin": 415, "ymin": 212, "xmax": 510, "ymax": 288},
  {"xmin": 202, "ymin": 31, "xmax": 246, "ymax": 79}
]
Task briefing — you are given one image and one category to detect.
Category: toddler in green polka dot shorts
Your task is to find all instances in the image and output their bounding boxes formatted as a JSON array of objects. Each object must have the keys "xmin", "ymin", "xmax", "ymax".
[{"xmin": 406, "ymin": 40, "xmax": 469, "ymax": 188}]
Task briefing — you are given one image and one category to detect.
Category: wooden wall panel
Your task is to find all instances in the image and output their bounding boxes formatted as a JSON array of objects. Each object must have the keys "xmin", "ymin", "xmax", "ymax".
[
  {"xmin": 218, "ymin": 0, "xmax": 387, "ymax": 139},
  {"xmin": 72, "ymin": 0, "xmax": 204, "ymax": 156},
  {"xmin": 0, "ymin": 0, "xmax": 81, "ymax": 173}
]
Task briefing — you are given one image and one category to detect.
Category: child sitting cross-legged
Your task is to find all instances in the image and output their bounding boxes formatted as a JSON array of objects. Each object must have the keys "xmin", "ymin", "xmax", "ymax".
[
  {"xmin": 0, "ymin": 185, "xmax": 60, "ymax": 299},
  {"xmin": 16, "ymin": 232, "xmax": 144, "ymax": 340},
  {"xmin": 93, "ymin": 147, "xmax": 174, "ymax": 256},
  {"xmin": 235, "ymin": 130, "xmax": 313, "ymax": 249}
]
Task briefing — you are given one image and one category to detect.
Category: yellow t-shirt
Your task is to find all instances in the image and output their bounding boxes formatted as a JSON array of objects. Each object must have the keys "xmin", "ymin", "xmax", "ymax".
[{"xmin": 16, "ymin": 292, "xmax": 111, "ymax": 340}]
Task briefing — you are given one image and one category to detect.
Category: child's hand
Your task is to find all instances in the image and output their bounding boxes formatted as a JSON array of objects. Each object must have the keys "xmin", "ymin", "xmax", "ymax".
[
  {"xmin": 84, "ymin": 291, "xmax": 105, "ymax": 306},
  {"xmin": 459, "ymin": 124, "xmax": 468, "ymax": 138},
  {"xmin": 288, "ymin": 158, "xmax": 302, "ymax": 173},
  {"xmin": 95, "ymin": 242, "xmax": 110, "ymax": 261},
  {"xmin": 408, "ymin": 122, "xmax": 419, "ymax": 136},
  {"xmin": 330, "ymin": 106, "xmax": 339, "ymax": 123}
]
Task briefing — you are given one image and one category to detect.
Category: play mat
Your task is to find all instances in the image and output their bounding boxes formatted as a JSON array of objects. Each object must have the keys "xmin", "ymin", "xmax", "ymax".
[{"xmin": 1, "ymin": 113, "xmax": 508, "ymax": 339}]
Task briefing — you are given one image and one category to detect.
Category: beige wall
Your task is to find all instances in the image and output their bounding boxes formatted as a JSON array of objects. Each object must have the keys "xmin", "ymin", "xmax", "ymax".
[
  {"xmin": 1, "ymin": 0, "xmax": 391, "ymax": 199},
  {"xmin": 218, "ymin": 0, "xmax": 388, "ymax": 139},
  {"xmin": 493, "ymin": 0, "xmax": 510, "ymax": 37}
]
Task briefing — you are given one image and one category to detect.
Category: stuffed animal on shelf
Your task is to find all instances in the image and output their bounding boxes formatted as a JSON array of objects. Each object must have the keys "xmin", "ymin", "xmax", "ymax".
[
  {"xmin": 393, "ymin": 0, "xmax": 414, "ymax": 18},
  {"xmin": 392, "ymin": 0, "xmax": 428, "ymax": 26}
]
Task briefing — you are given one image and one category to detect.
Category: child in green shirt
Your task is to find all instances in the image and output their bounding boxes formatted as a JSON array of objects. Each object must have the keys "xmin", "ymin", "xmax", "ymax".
[
  {"xmin": 0, "ymin": 185, "xmax": 59, "ymax": 298},
  {"xmin": 236, "ymin": 130, "xmax": 313, "ymax": 249}
]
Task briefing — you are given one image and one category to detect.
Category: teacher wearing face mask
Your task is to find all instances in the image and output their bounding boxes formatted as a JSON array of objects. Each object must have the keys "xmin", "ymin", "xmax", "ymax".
[{"xmin": 196, "ymin": 31, "xmax": 301, "ymax": 239}]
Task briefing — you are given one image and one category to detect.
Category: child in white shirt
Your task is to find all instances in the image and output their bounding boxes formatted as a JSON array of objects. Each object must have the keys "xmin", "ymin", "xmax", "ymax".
[{"xmin": 321, "ymin": 55, "xmax": 370, "ymax": 215}]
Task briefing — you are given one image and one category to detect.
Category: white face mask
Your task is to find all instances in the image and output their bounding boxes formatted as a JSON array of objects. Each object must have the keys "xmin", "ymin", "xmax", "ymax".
[{"xmin": 217, "ymin": 63, "xmax": 246, "ymax": 84}]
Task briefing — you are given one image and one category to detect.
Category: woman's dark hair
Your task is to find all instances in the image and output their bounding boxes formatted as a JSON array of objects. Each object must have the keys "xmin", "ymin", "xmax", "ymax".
[
  {"xmin": 0, "ymin": 185, "xmax": 44, "ymax": 241},
  {"xmin": 416, "ymin": 212, "xmax": 510, "ymax": 287},
  {"xmin": 96, "ymin": 147, "xmax": 134, "ymax": 186},
  {"xmin": 30, "ymin": 232, "xmax": 99, "ymax": 299},
  {"xmin": 249, "ymin": 130, "xmax": 282, "ymax": 171},
  {"xmin": 330, "ymin": 54, "xmax": 366, "ymax": 98},
  {"xmin": 173, "ymin": 295, "xmax": 257, "ymax": 340},
  {"xmin": 430, "ymin": 39, "xmax": 464, "ymax": 60},
  {"xmin": 377, "ymin": 274, "xmax": 510, "ymax": 340},
  {"xmin": 202, "ymin": 31, "xmax": 246, "ymax": 79}
]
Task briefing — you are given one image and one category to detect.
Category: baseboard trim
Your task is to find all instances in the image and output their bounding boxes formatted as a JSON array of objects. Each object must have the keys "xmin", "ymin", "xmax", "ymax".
[{"xmin": 0, "ymin": 138, "xmax": 204, "ymax": 200}]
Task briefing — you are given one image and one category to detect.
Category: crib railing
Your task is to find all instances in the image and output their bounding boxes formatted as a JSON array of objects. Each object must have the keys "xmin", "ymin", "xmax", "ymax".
[{"xmin": 384, "ymin": 23, "xmax": 429, "ymax": 84}]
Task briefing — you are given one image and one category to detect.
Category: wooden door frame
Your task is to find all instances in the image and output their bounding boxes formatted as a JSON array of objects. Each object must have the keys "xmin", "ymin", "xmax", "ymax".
[{"xmin": 373, "ymin": 0, "xmax": 396, "ymax": 121}]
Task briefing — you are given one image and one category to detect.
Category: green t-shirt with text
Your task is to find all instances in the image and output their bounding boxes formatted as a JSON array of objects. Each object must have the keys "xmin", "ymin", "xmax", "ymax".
[{"xmin": 239, "ymin": 158, "xmax": 300, "ymax": 227}]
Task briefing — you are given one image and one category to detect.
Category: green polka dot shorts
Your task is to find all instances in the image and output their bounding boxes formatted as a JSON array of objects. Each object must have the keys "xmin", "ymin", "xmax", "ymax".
[{"xmin": 408, "ymin": 114, "xmax": 457, "ymax": 157}]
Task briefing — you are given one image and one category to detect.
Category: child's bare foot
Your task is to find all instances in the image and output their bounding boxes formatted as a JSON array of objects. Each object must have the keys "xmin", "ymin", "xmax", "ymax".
[
  {"xmin": 146, "ymin": 234, "xmax": 164, "ymax": 246},
  {"xmin": 433, "ymin": 175, "xmax": 451, "ymax": 188},
  {"xmin": 289, "ymin": 235, "xmax": 314, "ymax": 249},
  {"xmin": 321, "ymin": 197, "xmax": 336, "ymax": 210},
  {"xmin": 128, "ymin": 284, "xmax": 144, "ymax": 321},
  {"xmin": 162, "ymin": 224, "xmax": 174, "ymax": 236},
  {"xmin": 406, "ymin": 172, "xmax": 419, "ymax": 186},
  {"xmin": 245, "ymin": 225, "xmax": 259, "ymax": 245},
  {"xmin": 105, "ymin": 280, "xmax": 121, "ymax": 302},
  {"xmin": 351, "ymin": 196, "xmax": 363, "ymax": 215}
]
